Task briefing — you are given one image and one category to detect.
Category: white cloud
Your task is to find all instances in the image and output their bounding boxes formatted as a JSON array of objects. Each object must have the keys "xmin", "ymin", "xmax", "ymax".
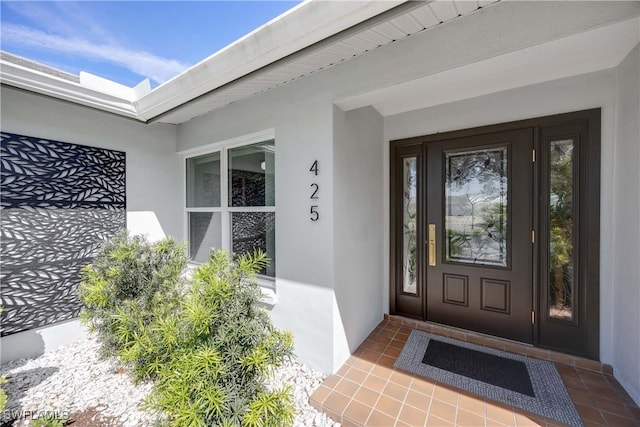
[
  {"xmin": 3, "ymin": 2, "xmax": 117, "ymax": 45},
  {"xmin": 1, "ymin": 23, "xmax": 188, "ymax": 84}
]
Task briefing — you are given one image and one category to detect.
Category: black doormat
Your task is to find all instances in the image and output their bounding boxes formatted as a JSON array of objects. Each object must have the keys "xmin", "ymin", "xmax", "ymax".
[
  {"xmin": 422, "ymin": 339, "xmax": 535, "ymax": 397},
  {"xmin": 394, "ymin": 330, "xmax": 583, "ymax": 427}
]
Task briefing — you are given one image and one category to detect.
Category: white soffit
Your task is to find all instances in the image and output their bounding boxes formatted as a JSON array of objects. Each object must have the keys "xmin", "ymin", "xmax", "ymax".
[
  {"xmin": 335, "ymin": 17, "xmax": 640, "ymax": 117},
  {"xmin": 153, "ymin": 0, "xmax": 500, "ymax": 124}
]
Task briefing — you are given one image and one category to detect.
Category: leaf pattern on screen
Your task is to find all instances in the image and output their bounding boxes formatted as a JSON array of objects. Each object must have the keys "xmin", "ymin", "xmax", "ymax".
[{"xmin": 1, "ymin": 133, "xmax": 125, "ymax": 336}]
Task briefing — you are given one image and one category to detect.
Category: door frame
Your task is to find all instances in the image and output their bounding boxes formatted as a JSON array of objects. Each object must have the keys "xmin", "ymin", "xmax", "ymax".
[{"xmin": 389, "ymin": 109, "xmax": 600, "ymax": 360}]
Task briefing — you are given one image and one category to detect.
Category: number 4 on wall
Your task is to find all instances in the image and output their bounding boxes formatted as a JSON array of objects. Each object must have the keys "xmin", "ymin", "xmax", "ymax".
[{"xmin": 309, "ymin": 160, "xmax": 319, "ymax": 176}]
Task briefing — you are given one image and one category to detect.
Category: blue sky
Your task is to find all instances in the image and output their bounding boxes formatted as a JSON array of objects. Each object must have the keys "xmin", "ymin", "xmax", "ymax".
[{"xmin": 1, "ymin": 1, "xmax": 301, "ymax": 88}]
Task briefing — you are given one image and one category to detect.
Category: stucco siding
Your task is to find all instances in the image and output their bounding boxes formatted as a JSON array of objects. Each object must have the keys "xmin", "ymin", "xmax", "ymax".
[
  {"xmin": 333, "ymin": 105, "xmax": 384, "ymax": 369},
  {"xmin": 612, "ymin": 45, "xmax": 640, "ymax": 405}
]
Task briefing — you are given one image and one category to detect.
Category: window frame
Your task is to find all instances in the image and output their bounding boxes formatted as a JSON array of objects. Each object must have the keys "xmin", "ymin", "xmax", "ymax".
[{"xmin": 182, "ymin": 129, "xmax": 276, "ymax": 286}]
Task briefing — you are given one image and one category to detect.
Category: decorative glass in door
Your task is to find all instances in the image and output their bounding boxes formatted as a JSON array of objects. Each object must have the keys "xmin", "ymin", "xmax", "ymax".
[
  {"xmin": 402, "ymin": 157, "xmax": 418, "ymax": 294},
  {"xmin": 548, "ymin": 140, "xmax": 574, "ymax": 321},
  {"xmin": 444, "ymin": 147, "xmax": 508, "ymax": 267}
]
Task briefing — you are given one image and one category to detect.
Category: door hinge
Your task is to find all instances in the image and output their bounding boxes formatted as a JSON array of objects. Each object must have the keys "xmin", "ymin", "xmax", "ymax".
[
  {"xmin": 531, "ymin": 311, "xmax": 535, "ymax": 324},
  {"xmin": 532, "ymin": 149, "xmax": 536, "ymax": 162},
  {"xmin": 531, "ymin": 230, "xmax": 535, "ymax": 244}
]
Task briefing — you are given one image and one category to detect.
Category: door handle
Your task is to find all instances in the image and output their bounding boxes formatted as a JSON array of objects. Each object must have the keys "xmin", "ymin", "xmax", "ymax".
[{"xmin": 428, "ymin": 223, "xmax": 436, "ymax": 267}]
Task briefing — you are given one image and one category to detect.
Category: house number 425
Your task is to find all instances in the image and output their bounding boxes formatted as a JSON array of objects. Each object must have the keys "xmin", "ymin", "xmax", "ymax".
[{"xmin": 309, "ymin": 160, "xmax": 319, "ymax": 221}]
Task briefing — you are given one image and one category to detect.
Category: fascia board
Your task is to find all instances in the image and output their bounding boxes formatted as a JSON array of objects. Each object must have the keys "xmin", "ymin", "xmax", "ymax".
[
  {"xmin": 134, "ymin": 0, "xmax": 406, "ymax": 122},
  {"xmin": 1, "ymin": 61, "xmax": 138, "ymax": 118},
  {"xmin": 79, "ymin": 71, "xmax": 150, "ymax": 102}
]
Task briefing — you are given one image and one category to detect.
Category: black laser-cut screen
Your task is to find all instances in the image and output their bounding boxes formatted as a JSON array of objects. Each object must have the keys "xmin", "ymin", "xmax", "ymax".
[{"xmin": 1, "ymin": 132, "xmax": 126, "ymax": 336}]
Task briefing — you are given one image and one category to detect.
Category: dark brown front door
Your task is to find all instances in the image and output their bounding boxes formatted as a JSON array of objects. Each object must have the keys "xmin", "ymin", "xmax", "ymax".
[
  {"xmin": 390, "ymin": 109, "xmax": 601, "ymax": 360},
  {"xmin": 425, "ymin": 129, "xmax": 534, "ymax": 343}
]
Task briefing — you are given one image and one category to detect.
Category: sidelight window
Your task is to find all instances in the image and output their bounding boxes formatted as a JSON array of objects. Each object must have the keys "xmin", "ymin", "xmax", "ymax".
[
  {"xmin": 402, "ymin": 157, "xmax": 418, "ymax": 294},
  {"xmin": 548, "ymin": 139, "xmax": 575, "ymax": 321}
]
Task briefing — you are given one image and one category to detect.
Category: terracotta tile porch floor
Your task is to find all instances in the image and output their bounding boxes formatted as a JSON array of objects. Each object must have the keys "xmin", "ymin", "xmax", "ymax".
[{"xmin": 310, "ymin": 316, "xmax": 640, "ymax": 426}]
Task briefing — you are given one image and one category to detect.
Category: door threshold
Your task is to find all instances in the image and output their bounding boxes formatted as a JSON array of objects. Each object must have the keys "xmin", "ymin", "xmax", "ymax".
[{"xmin": 385, "ymin": 314, "xmax": 612, "ymax": 375}]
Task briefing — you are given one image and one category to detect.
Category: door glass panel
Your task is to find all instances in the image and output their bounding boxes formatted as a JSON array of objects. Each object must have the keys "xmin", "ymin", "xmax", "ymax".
[
  {"xmin": 445, "ymin": 147, "xmax": 508, "ymax": 267},
  {"xmin": 549, "ymin": 140, "xmax": 574, "ymax": 321},
  {"xmin": 402, "ymin": 157, "xmax": 417, "ymax": 294}
]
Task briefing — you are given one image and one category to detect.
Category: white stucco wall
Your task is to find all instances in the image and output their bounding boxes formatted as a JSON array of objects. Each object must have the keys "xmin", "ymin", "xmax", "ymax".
[
  {"xmin": 332, "ymin": 106, "xmax": 385, "ymax": 368},
  {"xmin": 176, "ymin": 87, "xmax": 338, "ymax": 373},
  {"xmin": 612, "ymin": 45, "xmax": 640, "ymax": 405},
  {"xmin": 0, "ymin": 319, "xmax": 88, "ymax": 364},
  {"xmin": 0, "ymin": 86, "xmax": 182, "ymax": 362},
  {"xmin": 176, "ymin": 72, "xmax": 386, "ymax": 375}
]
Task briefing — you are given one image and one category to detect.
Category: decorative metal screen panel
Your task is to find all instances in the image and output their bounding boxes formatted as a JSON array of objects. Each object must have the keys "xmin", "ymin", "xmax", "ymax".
[{"xmin": 1, "ymin": 132, "xmax": 126, "ymax": 336}]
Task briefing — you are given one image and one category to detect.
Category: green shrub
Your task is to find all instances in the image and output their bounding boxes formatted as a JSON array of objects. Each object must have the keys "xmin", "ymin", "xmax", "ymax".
[
  {"xmin": 0, "ymin": 376, "xmax": 6, "ymax": 413},
  {"xmin": 146, "ymin": 250, "xmax": 295, "ymax": 426},
  {"xmin": 0, "ymin": 307, "xmax": 6, "ymax": 414},
  {"xmin": 80, "ymin": 234, "xmax": 295, "ymax": 426},
  {"xmin": 31, "ymin": 417, "xmax": 68, "ymax": 427},
  {"xmin": 79, "ymin": 232, "xmax": 188, "ymax": 371}
]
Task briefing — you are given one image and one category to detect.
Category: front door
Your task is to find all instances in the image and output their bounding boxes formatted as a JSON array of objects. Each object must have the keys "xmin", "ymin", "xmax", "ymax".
[
  {"xmin": 425, "ymin": 129, "xmax": 533, "ymax": 343},
  {"xmin": 390, "ymin": 110, "xmax": 601, "ymax": 360}
]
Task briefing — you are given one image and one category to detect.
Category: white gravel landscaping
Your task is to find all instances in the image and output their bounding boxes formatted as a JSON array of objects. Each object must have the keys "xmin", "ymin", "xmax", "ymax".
[{"xmin": 1, "ymin": 335, "xmax": 339, "ymax": 426}]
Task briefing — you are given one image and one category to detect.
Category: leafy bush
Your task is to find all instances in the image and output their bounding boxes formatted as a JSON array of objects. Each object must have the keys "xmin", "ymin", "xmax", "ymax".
[
  {"xmin": 31, "ymin": 417, "xmax": 68, "ymax": 427},
  {"xmin": 79, "ymin": 232, "xmax": 188, "ymax": 371},
  {"xmin": 0, "ymin": 376, "xmax": 6, "ymax": 413},
  {"xmin": 0, "ymin": 308, "xmax": 6, "ymax": 414},
  {"xmin": 146, "ymin": 250, "xmax": 294, "ymax": 426},
  {"xmin": 79, "ymin": 235, "xmax": 295, "ymax": 426}
]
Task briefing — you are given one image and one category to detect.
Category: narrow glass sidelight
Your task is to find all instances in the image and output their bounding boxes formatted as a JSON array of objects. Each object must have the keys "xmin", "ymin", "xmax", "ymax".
[
  {"xmin": 444, "ymin": 147, "xmax": 508, "ymax": 267},
  {"xmin": 549, "ymin": 140, "xmax": 574, "ymax": 321},
  {"xmin": 402, "ymin": 157, "xmax": 418, "ymax": 294}
]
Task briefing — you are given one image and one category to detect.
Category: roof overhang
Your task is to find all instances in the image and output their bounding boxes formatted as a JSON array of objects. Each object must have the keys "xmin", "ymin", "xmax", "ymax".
[
  {"xmin": 142, "ymin": 0, "xmax": 504, "ymax": 124},
  {"xmin": 0, "ymin": 52, "xmax": 145, "ymax": 119},
  {"xmin": 2, "ymin": 0, "xmax": 505, "ymax": 124},
  {"xmin": 1, "ymin": 0, "xmax": 411, "ymax": 123},
  {"xmin": 134, "ymin": 0, "xmax": 410, "ymax": 122},
  {"xmin": 2, "ymin": 0, "xmax": 637, "ymax": 125}
]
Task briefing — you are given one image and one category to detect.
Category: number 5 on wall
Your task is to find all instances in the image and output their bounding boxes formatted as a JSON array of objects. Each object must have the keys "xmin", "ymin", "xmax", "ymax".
[{"xmin": 310, "ymin": 206, "xmax": 319, "ymax": 221}]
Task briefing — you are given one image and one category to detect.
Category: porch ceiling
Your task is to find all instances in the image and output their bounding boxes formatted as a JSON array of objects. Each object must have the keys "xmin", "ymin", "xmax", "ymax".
[{"xmin": 335, "ymin": 16, "xmax": 640, "ymax": 117}]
